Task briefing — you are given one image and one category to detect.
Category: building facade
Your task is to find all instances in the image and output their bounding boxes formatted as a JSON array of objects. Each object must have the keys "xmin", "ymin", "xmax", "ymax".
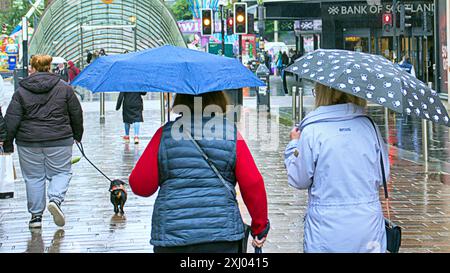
[
  {"xmin": 262, "ymin": 0, "xmax": 446, "ymax": 96},
  {"xmin": 28, "ymin": 0, "xmax": 186, "ymax": 67}
]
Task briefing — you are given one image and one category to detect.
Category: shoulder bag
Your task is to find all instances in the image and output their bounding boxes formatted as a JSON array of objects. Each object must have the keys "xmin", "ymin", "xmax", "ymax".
[{"xmin": 365, "ymin": 116, "xmax": 402, "ymax": 253}]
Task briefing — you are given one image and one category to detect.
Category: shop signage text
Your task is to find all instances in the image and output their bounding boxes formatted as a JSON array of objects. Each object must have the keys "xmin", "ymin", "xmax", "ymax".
[{"xmin": 327, "ymin": 3, "xmax": 434, "ymax": 16}]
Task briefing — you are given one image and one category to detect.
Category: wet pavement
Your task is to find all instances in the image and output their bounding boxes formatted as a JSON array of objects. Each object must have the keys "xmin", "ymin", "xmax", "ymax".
[{"xmin": 0, "ymin": 77, "xmax": 450, "ymax": 253}]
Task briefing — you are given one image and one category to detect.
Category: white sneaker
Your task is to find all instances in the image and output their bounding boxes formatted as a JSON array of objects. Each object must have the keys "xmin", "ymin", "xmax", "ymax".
[{"xmin": 48, "ymin": 201, "xmax": 65, "ymax": 227}]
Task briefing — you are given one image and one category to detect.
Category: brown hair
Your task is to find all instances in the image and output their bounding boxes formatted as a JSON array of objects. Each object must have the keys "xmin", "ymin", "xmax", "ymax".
[
  {"xmin": 314, "ymin": 82, "xmax": 366, "ymax": 108},
  {"xmin": 173, "ymin": 91, "xmax": 230, "ymax": 113},
  {"xmin": 30, "ymin": 55, "xmax": 52, "ymax": 72}
]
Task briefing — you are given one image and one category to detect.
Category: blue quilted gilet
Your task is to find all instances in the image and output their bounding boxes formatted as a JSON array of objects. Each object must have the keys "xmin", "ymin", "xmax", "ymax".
[{"xmin": 150, "ymin": 117, "xmax": 245, "ymax": 247}]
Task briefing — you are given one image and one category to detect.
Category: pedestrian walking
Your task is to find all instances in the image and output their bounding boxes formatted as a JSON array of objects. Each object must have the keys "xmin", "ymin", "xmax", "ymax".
[
  {"xmin": 129, "ymin": 91, "xmax": 270, "ymax": 253},
  {"xmin": 54, "ymin": 62, "xmax": 69, "ymax": 82},
  {"xmin": 263, "ymin": 51, "xmax": 272, "ymax": 74},
  {"xmin": 115, "ymin": 92, "xmax": 146, "ymax": 144},
  {"xmin": 284, "ymin": 82, "xmax": 388, "ymax": 253},
  {"xmin": 281, "ymin": 51, "xmax": 289, "ymax": 78},
  {"xmin": 86, "ymin": 50, "xmax": 93, "ymax": 64},
  {"xmin": 276, "ymin": 51, "xmax": 283, "ymax": 76},
  {"xmin": 92, "ymin": 50, "xmax": 100, "ymax": 62},
  {"xmin": 398, "ymin": 55, "xmax": 416, "ymax": 78},
  {"xmin": 67, "ymin": 61, "xmax": 80, "ymax": 83},
  {"xmin": 4, "ymin": 54, "xmax": 84, "ymax": 229}
]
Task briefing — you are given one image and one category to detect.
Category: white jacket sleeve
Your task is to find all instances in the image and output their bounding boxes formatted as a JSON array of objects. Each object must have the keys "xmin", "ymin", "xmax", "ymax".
[{"xmin": 284, "ymin": 128, "xmax": 315, "ymax": 190}]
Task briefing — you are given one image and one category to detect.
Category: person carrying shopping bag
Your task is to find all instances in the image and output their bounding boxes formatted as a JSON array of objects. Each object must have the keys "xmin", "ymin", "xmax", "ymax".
[
  {"xmin": 285, "ymin": 83, "xmax": 389, "ymax": 253},
  {"xmin": 129, "ymin": 91, "xmax": 270, "ymax": 253},
  {"xmin": 4, "ymin": 54, "xmax": 84, "ymax": 229}
]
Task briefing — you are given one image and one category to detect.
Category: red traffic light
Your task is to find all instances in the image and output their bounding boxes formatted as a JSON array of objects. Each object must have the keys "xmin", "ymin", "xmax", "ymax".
[
  {"xmin": 383, "ymin": 13, "xmax": 393, "ymax": 25},
  {"xmin": 227, "ymin": 17, "xmax": 233, "ymax": 27}
]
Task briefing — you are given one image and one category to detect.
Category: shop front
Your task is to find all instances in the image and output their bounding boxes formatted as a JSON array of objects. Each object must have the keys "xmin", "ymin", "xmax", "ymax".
[
  {"xmin": 436, "ymin": 0, "xmax": 448, "ymax": 97},
  {"xmin": 321, "ymin": 0, "xmax": 435, "ymax": 84}
]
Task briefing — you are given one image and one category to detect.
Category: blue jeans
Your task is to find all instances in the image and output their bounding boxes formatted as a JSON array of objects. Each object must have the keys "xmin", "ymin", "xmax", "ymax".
[{"xmin": 124, "ymin": 122, "xmax": 140, "ymax": 136}]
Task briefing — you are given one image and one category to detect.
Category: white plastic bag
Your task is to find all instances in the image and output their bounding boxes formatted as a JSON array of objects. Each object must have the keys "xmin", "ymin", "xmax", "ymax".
[{"xmin": 0, "ymin": 153, "xmax": 15, "ymax": 199}]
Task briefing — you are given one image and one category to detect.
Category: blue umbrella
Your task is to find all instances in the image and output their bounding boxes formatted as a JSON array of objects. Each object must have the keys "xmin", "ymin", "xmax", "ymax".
[{"xmin": 71, "ymin": 45, "xmax": 265, "ymax": 94}]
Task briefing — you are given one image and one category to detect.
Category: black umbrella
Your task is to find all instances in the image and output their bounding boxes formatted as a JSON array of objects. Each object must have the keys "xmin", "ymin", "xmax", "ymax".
[{"xmin": 285, "ymin": 49, "xmax": 450, "ymax": 127}]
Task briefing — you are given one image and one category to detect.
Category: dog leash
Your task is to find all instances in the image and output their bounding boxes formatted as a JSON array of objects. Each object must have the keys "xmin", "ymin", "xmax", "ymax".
[{"xmin": 75, "ymin": 142, "xmax": 113, "ymax": 183}]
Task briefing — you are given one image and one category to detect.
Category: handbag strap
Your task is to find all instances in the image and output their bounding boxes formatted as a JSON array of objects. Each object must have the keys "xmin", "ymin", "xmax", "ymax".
[
  {"xmin": 183, "ymin": 131, "xmax": 236, "ymax": 200},
  {"xmin": 364, "ymin": 116, "xmax": 392, "ymax": 222}
]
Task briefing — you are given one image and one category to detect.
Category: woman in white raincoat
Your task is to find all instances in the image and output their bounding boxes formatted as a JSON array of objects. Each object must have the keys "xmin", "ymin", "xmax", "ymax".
[{"xmin": 285, "ymin": 82, "xmax": 389, "ymax": 253}]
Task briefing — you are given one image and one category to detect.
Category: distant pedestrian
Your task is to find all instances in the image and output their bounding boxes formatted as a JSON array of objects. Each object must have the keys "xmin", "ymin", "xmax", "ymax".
[
  {"xmin": 4, "ymin": 54, "xmax": 84, "ymax": 229},
  {"xmin": 398, "ymin": 55, "xmax": 416, "ymax": 78},
  {"xmin": 86, "ymin": 50, "xmax": 93, "ymax": 64},
  {"xmin": 275, "ymin": 51, "xmax": 283, "ymax": 76},
  {"xmin": 116, "ymin": 92, "xmax": 147, "ymax": 144},
  {"xmin": 281, "ymin": 51, "xmax": 289, "ymax": 78},
  {"xmin": 92, "ymin": 50, "xmax": 99, "ymax": 62},
  {"xmin": 263, "ymin": 51, "xmax": 271, "ymax": 73},
  {"xmin": 285, "ymin": 82, "xmax": 388, "ymax": 253},
  {"xmin": 129, "ymin": 91, "xmax": 270, "ymax": 253},
  {"xmin": 67, "ymin": 61, "xmax": 80, "ymax": 83},
  {"xmin": 54, "ymin": 63, "xmax": 69, "ymax": 82}
]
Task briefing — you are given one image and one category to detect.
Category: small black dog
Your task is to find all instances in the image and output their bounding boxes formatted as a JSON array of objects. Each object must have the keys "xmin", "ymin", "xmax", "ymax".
[{"xmin": 109, "ymin": 179, "xmax": 127, "ymax": 214}]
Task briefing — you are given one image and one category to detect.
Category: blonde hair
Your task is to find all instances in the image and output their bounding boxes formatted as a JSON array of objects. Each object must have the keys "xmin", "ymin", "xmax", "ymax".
[
  {"xmin": 314, "ymin": 82, "xmax": 367, "ymax": 108},
  {"xmin": 30, "ymin": 55, "xmax": 52, "ymax": 72}
]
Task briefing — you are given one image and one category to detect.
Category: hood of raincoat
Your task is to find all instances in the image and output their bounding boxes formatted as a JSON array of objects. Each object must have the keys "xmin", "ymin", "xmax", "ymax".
[
  {"xmin": 299, "ymin": 103, "xmax": 366, "ymax": 131},
  {"xmin": 19, "ymin": 72, "xmax": 61, "ymax": 94}
]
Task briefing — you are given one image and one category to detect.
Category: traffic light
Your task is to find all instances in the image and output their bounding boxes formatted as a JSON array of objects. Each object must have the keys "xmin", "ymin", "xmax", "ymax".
[
  {"xmin": 234, "ymin": 3, "xmax": 247, "ymax": 34},
  {"xmin": 382, "ymin": 12, "xmax": 393, "ymax": 32},
  {"xmin": 2, "ymin": 23, "xmax": 6, "ymax": 34},
  {"xmin": 400, "ymin": 4, "xmax": 413, "ymax": 34},
  {"xmin": 226, "ymin": 15, "xmax": 234, "ymax": 35},
  {"xmin": 201, "ymin": 8, "xmax": 213, "ymax": 36}
]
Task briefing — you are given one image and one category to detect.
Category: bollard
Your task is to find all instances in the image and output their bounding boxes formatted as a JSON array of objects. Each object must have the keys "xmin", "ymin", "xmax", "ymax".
[
  {"xmin": 160, "ymin": 92, "xmax": 165, "ymax": 125},
  {"xmin": 298, "ymin": 87, "xmax": 304, "ymax": 122},
  {"xmin": 100, "ymin": 93, "xmax": 105, "ymax": 124},
  {"xmin": 422, "ymin": 119, "xmax": 428, "ymax": 163},
  {"xmin": 427, "ymin": 82, "xmax": 434, "ymax": 141},
  {"xmin": 292, "ymin": 86, "xmax": 297, "ymax": 122}
]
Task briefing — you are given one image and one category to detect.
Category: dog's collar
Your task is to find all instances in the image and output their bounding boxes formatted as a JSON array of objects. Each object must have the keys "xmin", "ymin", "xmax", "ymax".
[{"xmin": 111, "ymin": 184, "xmax": 126, "ymax": 193}]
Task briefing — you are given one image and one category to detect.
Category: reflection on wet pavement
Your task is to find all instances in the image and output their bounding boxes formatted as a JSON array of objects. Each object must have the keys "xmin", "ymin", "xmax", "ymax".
[{"xmin": 1, "ymin": 94, "xmax": 449, "ymax": 253}]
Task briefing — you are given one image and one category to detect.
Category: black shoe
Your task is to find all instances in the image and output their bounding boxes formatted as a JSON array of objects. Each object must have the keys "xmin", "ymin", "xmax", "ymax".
[
  {"xmin": 48, "ymin": 201, "xmax": 65, "ymax": 227},
  {"xmin": 29, "ymin": 215, "xmax": 42, "ymax": 229}
]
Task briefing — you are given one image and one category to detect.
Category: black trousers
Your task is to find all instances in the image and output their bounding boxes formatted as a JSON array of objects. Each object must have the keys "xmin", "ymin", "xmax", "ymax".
[{"xmin": 153, "ymin": 240, "xmax": 241, "ymax": 253}]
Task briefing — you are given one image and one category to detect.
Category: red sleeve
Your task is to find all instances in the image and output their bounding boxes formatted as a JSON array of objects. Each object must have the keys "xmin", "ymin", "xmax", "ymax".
[
  {"xmin": 235, "ymin": 131, "xmax": 269, "ymax": 237},
  {"xmin": 129, "ymin": 127, "xmax": 162, "ymax": 197}
]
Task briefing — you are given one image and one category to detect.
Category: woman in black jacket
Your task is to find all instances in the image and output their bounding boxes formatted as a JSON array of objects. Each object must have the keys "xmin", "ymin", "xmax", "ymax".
[
  {"xmin": 5, "ymin": 55, "xmax": 84, "ymax": 229},
  {"xmin": 116, "ymin": 92, "xmax": 146, "ymax": 144}
]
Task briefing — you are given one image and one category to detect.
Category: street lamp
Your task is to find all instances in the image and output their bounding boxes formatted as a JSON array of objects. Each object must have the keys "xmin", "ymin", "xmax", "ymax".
[
  {"xmin": 22, "ymin": 17, "xmax": 28, "ymax": 76},
  {"xmin": 129, "ymin": 16, "xmax": 137, "ymax": 51}
]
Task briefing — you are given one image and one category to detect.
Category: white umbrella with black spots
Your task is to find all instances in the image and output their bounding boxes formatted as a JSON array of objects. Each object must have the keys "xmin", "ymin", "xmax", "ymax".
[{"xmin": 285, "ymin": 49, "xmax": 450, "ymax": 127}]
